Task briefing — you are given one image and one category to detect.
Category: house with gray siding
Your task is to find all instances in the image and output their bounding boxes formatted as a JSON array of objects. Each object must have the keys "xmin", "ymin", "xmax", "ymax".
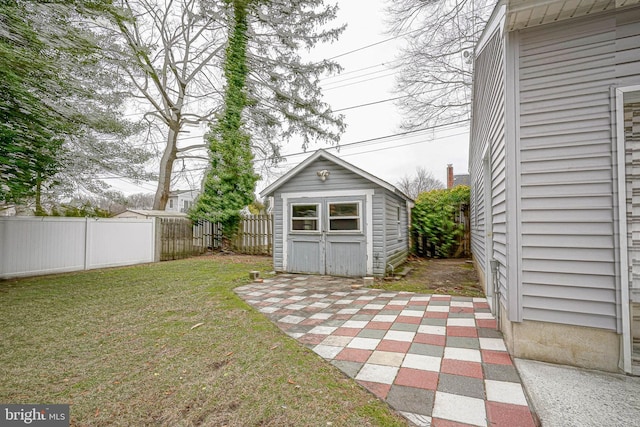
[
  {"xmin": 469, "ymin": 0, "xmax": 640, "ymax": 374},
  {"xmin": 261, "ymin": 149, "xmax": 413, "ymax": 277}
]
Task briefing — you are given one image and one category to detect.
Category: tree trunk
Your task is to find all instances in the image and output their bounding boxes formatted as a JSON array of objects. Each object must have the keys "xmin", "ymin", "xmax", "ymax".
[{"xmin": 153, "ymin": 124, "xmax": 179, "ymax": 210}]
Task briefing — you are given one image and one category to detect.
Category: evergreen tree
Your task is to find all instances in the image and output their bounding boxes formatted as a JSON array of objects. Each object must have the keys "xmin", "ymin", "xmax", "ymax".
[{"xmin": 0, "ymin": 0, "xmax": 150, "ymax": 210}]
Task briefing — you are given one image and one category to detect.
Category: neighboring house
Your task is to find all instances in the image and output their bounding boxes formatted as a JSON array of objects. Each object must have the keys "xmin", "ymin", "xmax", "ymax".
[
  {"xmin": 469, "ymin": 0, "xmax": 640, "ymax": 374},
  {"xmin": 166, "ymin": 190, "xmax": 198, "ymax": 213},
  {"xmin": 260, "ymin": 149, "xmax": 413, "ymax": 277},
  {"xmin": 446, "ymin": 164, "xmax": 470, "ymax": 189},
  {"xmin": 114, "ymin": 209, "xmax": 188, "ymax": 219}
]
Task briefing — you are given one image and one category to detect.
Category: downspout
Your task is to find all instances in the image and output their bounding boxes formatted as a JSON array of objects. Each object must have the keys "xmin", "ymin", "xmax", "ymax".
[{"xmin": 490, "ymin": 259, "xmax": 500, "ymax": 330}]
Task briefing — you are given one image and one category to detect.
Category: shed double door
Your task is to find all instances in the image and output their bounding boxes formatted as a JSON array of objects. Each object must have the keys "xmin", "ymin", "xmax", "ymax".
[{"xmin": 287, "ymin": 196, "xmax": 366, "ymax": 277}]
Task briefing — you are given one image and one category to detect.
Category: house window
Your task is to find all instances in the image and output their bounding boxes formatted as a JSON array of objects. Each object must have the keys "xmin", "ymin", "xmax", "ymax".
[
  {"xmin": 329, "ymin": 202, "xmax": 361, "ymax": 232},
  {"xmin": 397, "ymin": 206, "xmax": 402, "ymax": 238},
  {"xmin": 291, "ymin": 204, "xmax": 319, "ymax": 232},
  {"xmin": 169, "ymin": 199, "xmax": 174, "ymax": 209},
  {"xmin": 183, "ymin": 200, "xmax": 190, "ymax": 211}
]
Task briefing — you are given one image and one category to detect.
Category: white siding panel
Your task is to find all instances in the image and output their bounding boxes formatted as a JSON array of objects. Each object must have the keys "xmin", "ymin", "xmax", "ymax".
[
  {"xmin": 518, "ymin": 13, "xmax": 620, "ymax": 330},
  {"xmin": 470, "ymin": 28, "xmax": 505, "ymax": 288}
]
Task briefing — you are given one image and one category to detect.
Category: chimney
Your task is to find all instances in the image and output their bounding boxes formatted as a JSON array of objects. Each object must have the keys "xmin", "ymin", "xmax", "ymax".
[{"xmin": 447, "ymin": 164, "xmax": 454, "ymax": 189}]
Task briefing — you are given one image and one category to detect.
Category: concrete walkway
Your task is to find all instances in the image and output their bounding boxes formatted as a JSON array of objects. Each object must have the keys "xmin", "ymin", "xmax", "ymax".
[
  {"xmin": 235, "ymin": 274, "xmax": 536, "ymax": 426},
  {"xmin": 516, "ymin": 359, "xmax": 640, "ymax": 427}
]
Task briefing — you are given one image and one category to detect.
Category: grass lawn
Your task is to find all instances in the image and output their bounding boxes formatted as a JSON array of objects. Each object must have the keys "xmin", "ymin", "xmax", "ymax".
[{"xmin": 0, "ymin": 254, "xmax": 406, "ymax": 426}]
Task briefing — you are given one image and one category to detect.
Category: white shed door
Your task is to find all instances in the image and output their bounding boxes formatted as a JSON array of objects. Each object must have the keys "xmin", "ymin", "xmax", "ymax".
[{"xmin": 287, "ymin": 197, "xmax": 367, "ymax": 277}]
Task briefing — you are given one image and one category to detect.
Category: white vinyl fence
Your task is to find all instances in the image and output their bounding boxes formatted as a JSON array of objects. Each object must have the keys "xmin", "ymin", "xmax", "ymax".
[{"xmin": 0, "ymin": 217, "xmax": 158, "ymax": 279}]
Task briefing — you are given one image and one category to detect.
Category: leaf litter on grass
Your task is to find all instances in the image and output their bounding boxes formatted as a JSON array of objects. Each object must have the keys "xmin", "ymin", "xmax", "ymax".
[{"xmin": 0, "ymin": 254, "xmax": 406, "ymax": 426}]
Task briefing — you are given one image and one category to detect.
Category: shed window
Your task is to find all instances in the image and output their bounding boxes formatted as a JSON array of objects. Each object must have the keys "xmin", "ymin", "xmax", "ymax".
[
  {"xmin": 397, "ymin": 206, "xmax": 401, "ymax": 238},
  {"xmin": 329, "ymin": 202, "xmax": 360, "ymax": 232},
  {"xmin": 291, "ymin": 204, "xmax": 319, "ymax": 232}
]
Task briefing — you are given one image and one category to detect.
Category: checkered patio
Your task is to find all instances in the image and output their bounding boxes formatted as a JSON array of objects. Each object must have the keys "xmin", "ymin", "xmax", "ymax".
[{"xmin": 235, "ymin": 274, "xmax": 536, "ymax": 427}]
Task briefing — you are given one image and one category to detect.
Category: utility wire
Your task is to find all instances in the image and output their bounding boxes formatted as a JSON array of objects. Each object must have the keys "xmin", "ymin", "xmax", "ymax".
[{"xmin": 327, "ymin": 29, "xmax": 420, "ymax": 60}]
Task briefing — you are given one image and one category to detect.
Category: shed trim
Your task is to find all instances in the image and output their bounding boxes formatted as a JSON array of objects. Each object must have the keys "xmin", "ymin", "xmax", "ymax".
[{"xmin": 281, "ymin": 189, "xmax": 374, "ymax": 275}]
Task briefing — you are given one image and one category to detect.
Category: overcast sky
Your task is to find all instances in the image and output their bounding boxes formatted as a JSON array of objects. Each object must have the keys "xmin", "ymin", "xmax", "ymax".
[
  {"xmin": 115, "ymin": 0, "xmax": 470, "ymax": 196},
  {"xmin": 260, "ymin": 0, "xmax": 470, "ymax": 194}
]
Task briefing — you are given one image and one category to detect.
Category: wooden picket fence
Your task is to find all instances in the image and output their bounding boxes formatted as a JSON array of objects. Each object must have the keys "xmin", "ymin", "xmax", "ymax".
[
  {"xmin": 160, "ymin": 218, "xmax": 199, "ymax": 261},
  {"xmin": 232, "ymin": 214, "xmax": 273, "ymax": 255},
  {"xmin": 160, "ymin": 215, "xmax": 272, "ymax": 261}
]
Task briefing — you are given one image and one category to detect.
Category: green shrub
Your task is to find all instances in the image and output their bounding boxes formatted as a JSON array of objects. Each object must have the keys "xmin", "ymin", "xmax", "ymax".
[{"xmin": 412, "ymin": 186, "xmax": 470, "ymax": 258}]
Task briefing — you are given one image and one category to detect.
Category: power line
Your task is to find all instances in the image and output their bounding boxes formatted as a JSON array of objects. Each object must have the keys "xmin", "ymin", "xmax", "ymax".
[
  {"xmin": 327, "ymin": 29, "xmax": 420, "ymax": 60},
  {"xmin": 320, "ymin": 59, "xmax": 401, "ymax": 83},
  {"xmin": 334, "ymin": 94, "xmax": 410, "ymax": 112},
  {"xmin": 254, "ymin": 119, "xmax": 470, "ymax": 163}
]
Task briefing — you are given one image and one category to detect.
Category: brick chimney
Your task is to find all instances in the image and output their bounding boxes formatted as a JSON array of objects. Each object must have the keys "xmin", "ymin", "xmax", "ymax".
[{"xmin": 447, "ymin": 164, "xmax": 454, "ymax": 189}]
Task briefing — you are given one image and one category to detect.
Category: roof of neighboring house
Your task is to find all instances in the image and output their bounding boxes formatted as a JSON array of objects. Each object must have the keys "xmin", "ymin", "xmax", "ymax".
[
  {"xmin": 260, "ymin": 149, "xmax": 413, "ymax": 203},
  {"xmin": 169, "ymin": 190, "xmax": 198, "ymax": 197},
  {"xmin": 113, "ymin": 209, "xmax": 189, "ymax": 218},
  {"xmin": 454, "ymin": 174, "xmax": 470, "ymax": 187}
]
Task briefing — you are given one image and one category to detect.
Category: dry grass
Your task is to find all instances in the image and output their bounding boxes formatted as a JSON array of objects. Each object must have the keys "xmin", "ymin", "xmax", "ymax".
[
  {"xmin": 372, "ymin": 257, "xmax": 485, "ymax": 298},
  {"xmin": 0, "ymin": 254, "xmax": 406, "ymax": 426}
]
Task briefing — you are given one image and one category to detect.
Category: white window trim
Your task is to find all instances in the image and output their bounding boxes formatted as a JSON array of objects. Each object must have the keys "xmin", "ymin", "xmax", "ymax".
[
  {"xmin": 327, "ymin": 201, "xmax": 362, "ymax": 234},
  {"xmin": 289, "ymin": 202, "xmax": 321, "ymax": 234}
]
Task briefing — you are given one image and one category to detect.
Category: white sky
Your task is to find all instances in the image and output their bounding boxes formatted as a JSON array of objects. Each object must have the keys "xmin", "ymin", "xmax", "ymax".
[
  {"xmin": 267, "ymin": 0, "xmax": 471, "ymax": 192},
  {"xmin": 114, "ymin": 0, "xmax": 470, "ymax": 196}
]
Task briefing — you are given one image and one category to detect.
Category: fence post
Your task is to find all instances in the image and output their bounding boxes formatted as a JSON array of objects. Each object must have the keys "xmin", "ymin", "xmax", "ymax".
[{"xmin": 154, "ymin": 217, "xmax": 162, "ymax": 262}]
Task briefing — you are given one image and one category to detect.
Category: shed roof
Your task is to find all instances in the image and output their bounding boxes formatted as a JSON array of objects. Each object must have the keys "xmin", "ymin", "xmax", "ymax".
[{"xmin": 260, "ymin": 149, "xmax": 413, "ymax": 202}]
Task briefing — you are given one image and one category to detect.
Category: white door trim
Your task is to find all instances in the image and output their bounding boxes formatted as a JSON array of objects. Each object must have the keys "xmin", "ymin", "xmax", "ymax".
[{"xmin": 614, "ymin": 85, "xmax": 640, "ymax": 373}]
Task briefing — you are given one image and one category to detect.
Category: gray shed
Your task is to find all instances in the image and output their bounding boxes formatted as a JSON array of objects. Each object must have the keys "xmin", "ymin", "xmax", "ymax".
[
  {"xmin": 469, "ymin": 0, "xmax": 640, "ymax": 374},
  {"xmin": 260, "ymin": 149, "xmax": 413, "ymax": 277}
]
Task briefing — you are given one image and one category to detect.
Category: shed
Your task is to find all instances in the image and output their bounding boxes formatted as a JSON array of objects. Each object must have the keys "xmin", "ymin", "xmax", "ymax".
[
  {"xmin": 260, "ymin": 149, "xmax": 413, "ymax": 277},
  {"xmin": 469, "ymin": 0, "xmax": 640, "ymax": 374}
]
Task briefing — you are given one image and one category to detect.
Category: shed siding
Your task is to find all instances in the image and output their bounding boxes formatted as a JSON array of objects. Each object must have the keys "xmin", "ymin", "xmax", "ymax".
[
  {"xmin": 517, "ymin": 9, "xmax": 640, "ymax": 330},
  {"xmin": 384, "ymin": 190, "xmax": 410, "ymax": 272},
  {"xmin": 275, "ymin": 158, "xmax": 375, "ymax": 194},
  {"xmin": 273, "ymin": 195, "xmax": 284, "ymax": 271},
  {"xmin": 470, "ymin": 28, "xmax": 506, "ymax": 296},
  {"xmin": 372, "ymin": 193, "xmax": 386, "ymax": 276}
]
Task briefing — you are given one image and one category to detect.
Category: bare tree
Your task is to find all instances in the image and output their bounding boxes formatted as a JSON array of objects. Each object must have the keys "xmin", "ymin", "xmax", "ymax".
[
  {"xmin": 102, "ymin": 0, "xmax": 227, "ymax": 210},
  {"xmin": 396, "ymin": 166, "xmax": 444, "ymax": 199},
  {"xmin": 101, "ymin": 0, "xmax": 344, "ymax": 210},
  {"xmin": 385, "ymin": 0, "xmax": 494, "ymax": 130}
]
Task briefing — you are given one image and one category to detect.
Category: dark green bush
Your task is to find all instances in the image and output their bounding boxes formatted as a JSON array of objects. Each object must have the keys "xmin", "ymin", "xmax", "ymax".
[{"xmin": 412, "ymin": 186, "xmax": 470, "ymax": 258}]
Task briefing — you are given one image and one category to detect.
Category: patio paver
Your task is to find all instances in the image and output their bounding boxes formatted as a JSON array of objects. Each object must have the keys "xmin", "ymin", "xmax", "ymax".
[{"xmin": 236, "ymin": 274, "xmax": 536, "ymax": 427}]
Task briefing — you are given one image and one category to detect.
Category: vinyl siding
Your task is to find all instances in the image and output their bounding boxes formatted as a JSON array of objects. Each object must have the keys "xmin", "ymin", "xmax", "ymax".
[
  {"xmin": 383, "ymin": 191, "xmax": 409, "ymax": 272},
  {"xmin": 275, "ymin": 158, "xmax": 374, "ymax": 194},
  {"xmin": 372, "ymin": 193, "xmax": 386, "ymax": 276},
  {"xmin": 470, "ymin": 28, "xmax": 506, "ymax": 293},
  {"xmin": 272, "ymin": 195, "xmax": 284, "ymax": 271},
  {"xmin": 517, "ymin": 8, "xmax": 640, "ymax": 330}
]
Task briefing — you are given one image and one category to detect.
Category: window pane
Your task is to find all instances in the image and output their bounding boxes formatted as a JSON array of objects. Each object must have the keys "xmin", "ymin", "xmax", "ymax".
[
  {"xmin": 292, "ymin": 219, "xmax": 318, "ymax": 231},
  {"xmin": 330, "ymin": 218, "xmax": 359, "ymax": 231},
  {"xmin": 329, "ymin": 203, "xmax": 358, "ymax": 217},
  {"xmin": 292, "ymin": 205, "xmax": 317, "ymax": 217}
]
